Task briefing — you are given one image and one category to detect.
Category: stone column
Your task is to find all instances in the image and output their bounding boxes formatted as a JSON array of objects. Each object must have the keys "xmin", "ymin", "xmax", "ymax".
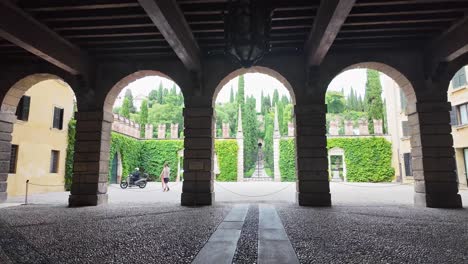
[
  {"xmin": 409, "ymin": 102, "xmax": 462, "ymax": 208},
  {"xmin": 288, "ymin": 122, "xmax": 294, "ymax": 137},
  {"xmin": 295, "ymin": 103, "xmax": 330, "ymax": 206},
  {"xmin": 157, "ymin": 124, "xmax": 166, "ymax": 139},
  {"xmin": 236, "ymin": 106, "xmax": 244, "ymax": 182},
  {"xmin": 273, "ymin": 106, "xmax": 281, "ymax": 182},
  {"xmin": 374, "ymin": 119, "xmax": 383, "ymax": 135},
  {"xmin": 0, "ymin": 112, "xmax": 15, "ymax": 203},
  {"xmin": 358, "ymin": 119, "xmax": 369, "ymax": 135},
  {"xmin": 222, "ymin": 123, "xmax": 230, "ymax": 138},
  {"xmin": 181, "ymin": 107, "xmax": 214, "ymax": 205},
  {"xmin": 344, "ymin": 120, "xmax": 353, "ymax": 135},
  {"xmin": 69, "ymin": 111, "xmax": 112, "ymax": 207},
  {"xmin": 329, "ymin": 119, "xmax": 339, "ymax": 135},
  {"xmin": 171, "ymin": 123, "xmax": 179, "ymax": 139},
  {"xmin": 145, "ymin": 124, "xmax": 153, "ymax": 139}
]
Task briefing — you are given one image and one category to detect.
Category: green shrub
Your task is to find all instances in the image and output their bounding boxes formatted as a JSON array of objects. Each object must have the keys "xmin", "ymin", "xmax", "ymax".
[
  {"xmin": 139, "ymin": 139, "xmax": 183, "ymax": 181},
  {"xmin": 65, "ymin": 119, "xmax": 76, "ymax": 190},
  {"xmin": 215, "ymin": 139, "xmax": 238, "ymax": 181},
  {"xmin": 279, "ymin": 138, "xmax": 296, "ymax": 181}
]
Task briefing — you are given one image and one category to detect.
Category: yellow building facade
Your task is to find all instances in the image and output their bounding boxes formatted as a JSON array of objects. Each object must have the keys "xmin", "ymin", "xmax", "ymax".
[
  {"xmin": 448, "ymin": 66, "xmax": 468, "ymax": 189},
  {"xmin": 6, "ymin": 79, "xmax": 74, "ymax": 196},
  {"xmin": 384, "ymin": 66, "xmax": 468, "ymax": 188}
]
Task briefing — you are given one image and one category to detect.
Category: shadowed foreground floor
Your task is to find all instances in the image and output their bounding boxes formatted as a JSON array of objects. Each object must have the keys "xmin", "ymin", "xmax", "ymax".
[{"xmin": 0, "ymin": 201, "xmax": 467, "ymax": 263}]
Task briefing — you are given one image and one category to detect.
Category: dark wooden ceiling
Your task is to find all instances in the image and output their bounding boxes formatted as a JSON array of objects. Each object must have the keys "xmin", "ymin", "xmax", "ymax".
[{"xmin": 1, "ymin": 0, "xmax": 467, "ymax": 61}]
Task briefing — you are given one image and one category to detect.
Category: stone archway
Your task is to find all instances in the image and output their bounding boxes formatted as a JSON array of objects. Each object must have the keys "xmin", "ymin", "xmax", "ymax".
[
  {"xmin": 0, "ymin": 74, "xmax": 74, "ymax": 203},
  {"xmin": 212, "ymin": 66, "xmax": 297, "ymax": 107}
]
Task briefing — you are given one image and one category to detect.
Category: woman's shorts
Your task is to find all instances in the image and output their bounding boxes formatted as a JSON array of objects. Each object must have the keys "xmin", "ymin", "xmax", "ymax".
[{"xmin": 163, "ymin": 178, "xmax": 169, "ymax": 183}]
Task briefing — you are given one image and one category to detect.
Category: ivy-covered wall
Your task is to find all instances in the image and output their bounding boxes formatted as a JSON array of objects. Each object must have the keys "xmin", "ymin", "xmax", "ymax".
[
  {"xmin": 109, "ymin": 133, "xmax": 142, "ymax": 180},
  {"xmin": 279, "ymin": 137, "xmax": 395, "ymax": 182},
  {"xmin": 327, "ymin": 137, "xmax": 394, "ymax": 182},
  {"xmin": 139, "ymin": 139, "xmax": 183, "ymax": 180},
  {"xmin": 279, "ymin": 138, "xmax": 296, "ymax": 182},
  {"xmin": 215, "ymin": 139, "xmax": 238, "ymax": 181}
]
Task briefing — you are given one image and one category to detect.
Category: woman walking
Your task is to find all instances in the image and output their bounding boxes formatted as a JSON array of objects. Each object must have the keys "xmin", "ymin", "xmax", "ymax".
[{"xmin": 160, "ymin": 162, "xmax": 170, "ymax": 192}]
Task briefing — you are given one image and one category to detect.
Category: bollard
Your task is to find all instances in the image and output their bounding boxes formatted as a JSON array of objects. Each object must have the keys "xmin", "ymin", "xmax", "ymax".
[{"xmin": 24, "ymin": 179, "xmax": 29, "ymax": 205}]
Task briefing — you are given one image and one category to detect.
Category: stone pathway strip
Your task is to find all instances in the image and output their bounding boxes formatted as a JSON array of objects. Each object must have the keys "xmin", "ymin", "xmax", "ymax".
[
  {"xmin": 192, "ymin": 204, "xmax": 249, "ymax": 264},
  {"xmin": 258, "ymin": 204, "xmax": 299, "ymax": 264}
]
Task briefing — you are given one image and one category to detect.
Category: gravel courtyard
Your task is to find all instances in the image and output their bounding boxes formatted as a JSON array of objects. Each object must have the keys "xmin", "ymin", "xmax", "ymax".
[{"xmin": 1, "ymin": 182, "xmax": 467, "ymax": 263}]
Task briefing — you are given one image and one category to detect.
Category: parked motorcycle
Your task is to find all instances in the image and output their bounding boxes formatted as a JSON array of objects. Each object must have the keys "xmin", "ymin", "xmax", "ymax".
[{"xmin": 120, "ymin": 173, "xmax": 148, "ymax": 189}]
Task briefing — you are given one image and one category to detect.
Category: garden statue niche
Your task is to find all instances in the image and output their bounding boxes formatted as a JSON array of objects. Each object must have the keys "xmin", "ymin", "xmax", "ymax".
[{"xmin": 328, "ymin": 147, "xmax": 347, "ymax": 182}]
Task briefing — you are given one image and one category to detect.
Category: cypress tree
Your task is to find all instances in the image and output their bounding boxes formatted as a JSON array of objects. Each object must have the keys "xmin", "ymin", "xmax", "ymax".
[
  {"xmin": 157, "ymin": 81, "xmax": 163, "ymax": 104},
  {"xmin": 139, "ymin": 100, "xmax": 149, "ymax": 137},
  {"xmin": 120, "ymin": 97, "xmax": 131, "ymax": 118},
  {"xmin": 272, "ymin": 90, "xmax": 279, "ymax": 106},
  {"xmin": 229, "ymin": 85, "xmax": 234, "ymax": 103},
  {"xmin": 364, "ymin": 69, "xmax": 384, "ymax": 133}
]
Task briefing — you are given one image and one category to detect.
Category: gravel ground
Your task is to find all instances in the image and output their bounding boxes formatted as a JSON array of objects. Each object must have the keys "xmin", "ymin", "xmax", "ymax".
[
  {"xmin": 232, "ymin": 204, "xmax": 259, "ymax": 264},
  {"xmin": 277, "ymin": 204, "xmax": 468, "ymax": 264},
  {"xmin": 0, "ymin": 203, "xmax": 230, "ymax": 264}
]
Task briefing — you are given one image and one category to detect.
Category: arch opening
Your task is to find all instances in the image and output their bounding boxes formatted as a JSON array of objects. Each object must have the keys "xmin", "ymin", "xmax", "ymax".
[
  {"xmin": 325, "ymin": 63, "xmax": 418, "ymax": 205},
  {"xmin": 2, "ymin": 74, "xmax": 76, "ymax": 200},
  {"xmin": 102, "ymin": 70, "xmax": 185, "ymax": 203},
  {"xmin": 212, "ymin": 68, "xmax": 297, "ymax": 202}
]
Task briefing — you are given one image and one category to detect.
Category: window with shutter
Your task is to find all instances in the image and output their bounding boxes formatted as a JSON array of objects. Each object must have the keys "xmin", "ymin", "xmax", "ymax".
[
  {"xmin": 9, "ymin": 145, "xmax": 18, "ymax": 174},
  {"xmin": 452, "ymin": 68, "xmax": 467, "ymax": 89},
  {"xmin": 15, "ymin": 96, "xmax": 30, "ymax": 121},
  {"xmin": 53, "ymin": 107, "xmax": 64, "ymax": 129},
  {"xmin": 459, "ymin": 103, "xmax": 468, "ymax": 125},
  {"xmin": 450, "ymin": 106, "xmax": 458, "ymax": 126},
  {"xmin": 50, "ymin": 150, "xmax": 59, "ymax": 173},
  {"xmin": 403, "ymin": 153, "xmax": 412, "ymax": 177}
]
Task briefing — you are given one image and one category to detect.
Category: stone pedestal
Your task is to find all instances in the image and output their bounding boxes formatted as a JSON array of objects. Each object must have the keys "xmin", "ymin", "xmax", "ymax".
[
  {"xmin": 222, "ymin": 123, "xmax": 230, "ymax": 138},
  {"xmin": 181, "ymin": 107, "xmax": 215, "ymax": 206},
  {"xmin": 344, "ymin": 120, "xmax": 353, "ymax": 135},
  {"xmin": 329, "ymin": 120, "xmax": 339, "ymax": 135},
  {"xmin": 171, "ymin": 123, "xmax": 179, "ymax": 139},
  {"xmin": 295, "ymin": 104, "xmax": 331, "ymax": 206},
  {"xmin": 373, "ymin": 119, "xmax": 383, "ymax": 135},
  {"xmin": 0, "ymin": 112, "xmax": 15, "ymax": 203},
  {"xmin": 145, "ymin": 124, "xmax": 153, "ymax": 139},
  {"xmin": 358, "ymin": 119, "xmax": 369, "ymax": 135},
  {"xmin": 69, "ymin": 111, "xmax": 112, "ymax": 207},
  {"xmin": 409, "ymin": 102, "xmax": 462, "ymax": 208},
  {"xmin": 288, "ymin": 122, "xmax": 295, "ymax": 137},
  {"xmin": 157, "ymin": 124, "xmax": 166, "ymax": 139}
]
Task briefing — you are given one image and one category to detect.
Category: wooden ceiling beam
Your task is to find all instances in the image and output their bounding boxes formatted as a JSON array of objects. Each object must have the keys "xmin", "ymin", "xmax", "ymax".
[
  {"xmin": 305, "ymin": 0, "xmax": 356, "ymax": 66},
  {"xmin": 427, "ymin": 15, "xmax": 468, "ymax": 63},
  {"xmin": 0, "ymin": 0, "xmax": 89, "ymax": 75},
  {"xmin": 138, "ymin": 0, "xmax": 201, "ymax": 72}
]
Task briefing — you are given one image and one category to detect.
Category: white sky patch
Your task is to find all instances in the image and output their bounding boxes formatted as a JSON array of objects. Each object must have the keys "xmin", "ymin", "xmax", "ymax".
[
  {"xmin": 113, "ymin": 69, "xmax": 392, "ymax": 111},
  {"xmin": 215, "ymin": 73, "xmax": 292, "ymax": 112}
]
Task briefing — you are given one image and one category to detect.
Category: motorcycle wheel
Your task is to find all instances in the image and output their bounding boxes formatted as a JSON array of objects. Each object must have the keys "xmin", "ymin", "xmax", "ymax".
[
  {"xmin": 138, "ymin": 181, "xmax": 147, "ymax": 189},
  {"xmin": 120, "ymin": 181, "xmax": 128, "ymax": 189}
]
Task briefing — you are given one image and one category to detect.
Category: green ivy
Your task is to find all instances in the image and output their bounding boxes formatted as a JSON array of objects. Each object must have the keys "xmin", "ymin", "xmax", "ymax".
[
  {"xmin": 327, "ymin": 137, "xmax": 394, "ymax": 182},
  {"xmin": 279, "ymin": 139, "xmax": 296, "ymax": 182},
  {"xmin": 109, "ymin": 133, "xmax": 142, "ymax": 180},
  {"xmin": 279, "ymin": 137, "xmax": 394, "ymax": 182},
  {"xmin": 215, "ymin": 139, "xmax": 238, "ymax": 181},
  {"xmin": 139, "ymin": 139, "xmax": 183, "ymax": 181},
  {"xmin": 64, "ymin": 119, "xmax": 76, "ymax": 190}
]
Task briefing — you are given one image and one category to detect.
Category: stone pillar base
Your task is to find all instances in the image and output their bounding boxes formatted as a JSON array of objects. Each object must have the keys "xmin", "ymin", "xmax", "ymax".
[
  {"xmin": 181, "ymin": 192, "xmax": 214, "ymax": 206},
  {"xmin": 414, "ymin": 193, "xmax": 462, "ymax": 208},
  {"xmin": 68, "ymin": 194, "xmax": 108, "ymax": 207},
  {"xmin": 0, "ymin": 192, "xmax": 7, "ymax": 203},
  {"xmin": 297, "ymin": 192, "xmax": 331, "ymax": 207}
]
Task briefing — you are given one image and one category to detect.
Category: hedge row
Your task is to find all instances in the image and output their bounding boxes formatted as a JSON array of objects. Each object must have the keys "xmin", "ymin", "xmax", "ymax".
[
  {"xmin": 139, "ymin": 139, "xmax": 183, "ymax": 180},
  {"xmin": 279, "ymin": 139, "xmax": 296, "ymax": 182},
  {"xmin": 279, "ymin": 137, "xmax": 394, "ymax": 182},
  {"xmin": 109, "ymin": 133, "xmax": 142, "ymax": 179},
  {"xmin": 215, "ymin": 139, "xmax": 238, "ymax": 181}
]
